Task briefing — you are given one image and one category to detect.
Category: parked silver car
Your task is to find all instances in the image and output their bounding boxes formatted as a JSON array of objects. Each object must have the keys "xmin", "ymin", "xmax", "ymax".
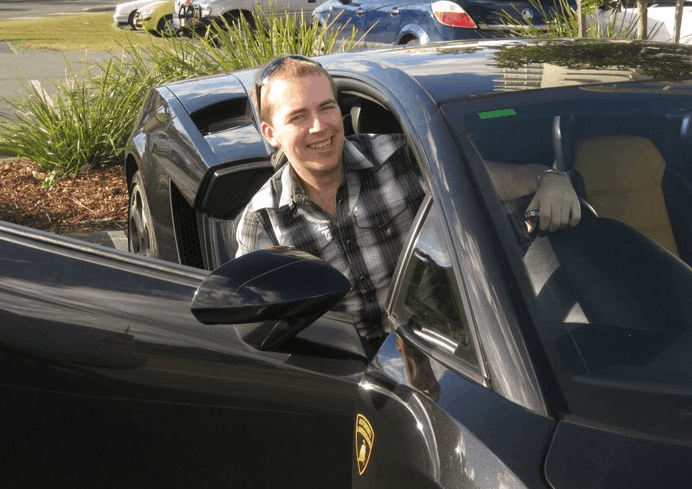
[
  {"xmin": 173, "ymin": 0, "xmax": 325, "ymax": 35},
  {"xmin": 113, "ymin": 0, "xmax": 163, "ymax": 28}
]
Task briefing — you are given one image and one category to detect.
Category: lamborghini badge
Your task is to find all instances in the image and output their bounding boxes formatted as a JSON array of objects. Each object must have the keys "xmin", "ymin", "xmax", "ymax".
[{"xmin": 355, "ymin": 414, "xmax": 374, "ymax": 475}]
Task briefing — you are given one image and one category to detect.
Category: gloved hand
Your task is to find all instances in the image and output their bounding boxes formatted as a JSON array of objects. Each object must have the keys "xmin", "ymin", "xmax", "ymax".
[{"xmin": 525, "ymin": 170, "xmax": 581, "ymax": 232}]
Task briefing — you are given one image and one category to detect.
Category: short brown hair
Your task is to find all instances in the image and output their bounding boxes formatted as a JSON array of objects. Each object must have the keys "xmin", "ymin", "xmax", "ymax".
[{"xmin": 253, "ymin": 56, "xmax": 338, "ymax": 124}]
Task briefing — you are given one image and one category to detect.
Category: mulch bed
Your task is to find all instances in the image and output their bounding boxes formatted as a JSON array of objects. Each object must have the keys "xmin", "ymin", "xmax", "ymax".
[{"xmin": 0, "ymin": 158, "xmax": 128, "ymax": 234}]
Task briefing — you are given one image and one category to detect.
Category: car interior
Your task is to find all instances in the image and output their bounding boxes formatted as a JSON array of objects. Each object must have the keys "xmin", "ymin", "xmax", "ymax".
[
  {"xmin": 443, "ymin": 86, "xmax": 692, "ymax": 401},
  {"xmin": 551, "ymin": 113, "xmax": 692, "ymax": 265}
]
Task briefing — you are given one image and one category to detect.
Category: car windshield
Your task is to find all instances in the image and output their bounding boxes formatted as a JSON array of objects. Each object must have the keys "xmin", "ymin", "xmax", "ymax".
[{"xmin": 443, "ymin": 80, "xmax": 692, "ymax": 441}]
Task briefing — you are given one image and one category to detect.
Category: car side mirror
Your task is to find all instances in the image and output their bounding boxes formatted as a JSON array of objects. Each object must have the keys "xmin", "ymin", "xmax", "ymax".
[{"xmin": 191, "ymin": 247, "xmax": 351, "ymax": 350}]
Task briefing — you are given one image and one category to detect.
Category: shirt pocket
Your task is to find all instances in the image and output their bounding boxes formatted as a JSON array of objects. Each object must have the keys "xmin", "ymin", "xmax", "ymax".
[{"xmin": 352, "ymin": 196, "xmax": 412, "ymax": 248}]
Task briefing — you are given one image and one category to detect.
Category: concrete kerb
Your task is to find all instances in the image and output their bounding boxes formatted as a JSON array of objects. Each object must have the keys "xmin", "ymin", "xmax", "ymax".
[{"xmin": 65, "ymin": 229, "xmax": 128, "ymax": 251}]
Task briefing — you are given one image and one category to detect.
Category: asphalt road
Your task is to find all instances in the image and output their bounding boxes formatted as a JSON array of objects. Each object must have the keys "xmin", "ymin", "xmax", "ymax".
[
  {"xmin": 0, "ymin": 1, "xmax": 121, "ymax": 121},
  {"xmin": 0, "ymin": 0, "xmax": 120, "ymax": 22}
]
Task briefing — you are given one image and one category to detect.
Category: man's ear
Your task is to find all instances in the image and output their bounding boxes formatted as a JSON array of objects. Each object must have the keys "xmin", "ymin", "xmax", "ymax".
[{"xmin": 261, "ymin": 121, "xmax": 281, "ymax": 148}]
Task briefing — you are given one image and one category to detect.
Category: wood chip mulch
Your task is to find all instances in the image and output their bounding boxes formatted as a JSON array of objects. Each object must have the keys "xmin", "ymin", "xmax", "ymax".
[{"xmin": 0, "ymin": 158, "xmax": 128, "ymax": 234}]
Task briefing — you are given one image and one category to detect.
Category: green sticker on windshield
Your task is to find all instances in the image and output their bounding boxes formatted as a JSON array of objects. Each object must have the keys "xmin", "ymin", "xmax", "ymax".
[{"xmin": 479, "ymin": 109, "xmax": 516, "ymax": 119}]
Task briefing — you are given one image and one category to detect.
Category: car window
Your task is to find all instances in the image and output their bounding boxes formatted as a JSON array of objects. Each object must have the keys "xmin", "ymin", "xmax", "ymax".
[
  {"xmin": 390, "ymin": 200, "xmax": 480, "ymax": 371},
  {"xmin": 442, "ymin": 81, "xmax": 692, "ymax": 441}
]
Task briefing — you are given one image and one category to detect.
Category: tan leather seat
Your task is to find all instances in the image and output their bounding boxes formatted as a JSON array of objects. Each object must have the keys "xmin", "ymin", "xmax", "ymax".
[{"xmin": 573, "ymin": 135, "xmax": 679, "ymax": 257}]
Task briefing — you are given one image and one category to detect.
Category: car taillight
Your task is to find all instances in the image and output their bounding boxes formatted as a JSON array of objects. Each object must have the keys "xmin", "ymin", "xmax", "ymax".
[{"xmin": 432, "ymin": 1, "xmax": 477, "ymax": 28}]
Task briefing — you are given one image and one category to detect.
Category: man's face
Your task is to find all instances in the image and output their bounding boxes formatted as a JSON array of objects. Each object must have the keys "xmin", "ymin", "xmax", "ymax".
[{"xmin": 261, "ymin": 73, "xmax": 344, "ymax": 180}]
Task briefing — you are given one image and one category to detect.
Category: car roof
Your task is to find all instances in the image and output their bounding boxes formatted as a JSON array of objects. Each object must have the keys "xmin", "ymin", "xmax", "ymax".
[
  {"xmin": 162, "ymin": 38, "xmax": 692, "ymax": 111},
  {"xmin": 313, "ymin": 38, "xmax": 692, "ymax": 104}
]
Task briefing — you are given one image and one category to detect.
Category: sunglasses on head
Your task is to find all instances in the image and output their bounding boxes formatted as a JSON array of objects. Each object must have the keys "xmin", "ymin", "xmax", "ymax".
[{"xmin": 254, "ymin": 54, "xmax": 322, "ymax": 114}]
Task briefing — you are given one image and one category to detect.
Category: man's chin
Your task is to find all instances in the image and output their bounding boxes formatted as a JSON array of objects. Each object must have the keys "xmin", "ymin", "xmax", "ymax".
[{"xmin": 306, "ymin": 158, "xmax": 342, "ymax": 175}]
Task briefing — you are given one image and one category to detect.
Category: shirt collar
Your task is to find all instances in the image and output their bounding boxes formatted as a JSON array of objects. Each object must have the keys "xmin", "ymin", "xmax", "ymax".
[
  {"xmin": 342, "ymin": 138, "xmax": 374, "ymax": 171},
  {"xmin": 279, "ymin": 164, "xmax": 306, "ymax": 209}
]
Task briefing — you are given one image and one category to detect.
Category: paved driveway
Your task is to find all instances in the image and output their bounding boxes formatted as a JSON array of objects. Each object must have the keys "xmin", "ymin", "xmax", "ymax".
[
  {"xmin": 0, "ymin": 1, "xmax": 120, "ymax": 121},
  {"xmin": 0, "ymin": 1, "xmax": 119, "ymax": 22},
  {"xmin": 0, "ymin": 44, "xmax": 114, "ymax": 122}
]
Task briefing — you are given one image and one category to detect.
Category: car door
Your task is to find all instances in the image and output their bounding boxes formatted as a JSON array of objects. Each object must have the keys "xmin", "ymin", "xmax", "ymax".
[
  {"xmin": 351, "ymin": 198, "xmax": 556, "ymax": 489},
  {"xmin": 356, "ymin": 0, "xmax": 402, "ymax": 44},
  {"xmin": 327, "ymin": 0, "xmax": 400, "ymax": 44},
  {"xmin": 0, "ymin": 222, "xmax": 365, "ymax": 488},
  {"xmin": 274, "ymin": 0, "xmax": 326, "ymax": 15}
]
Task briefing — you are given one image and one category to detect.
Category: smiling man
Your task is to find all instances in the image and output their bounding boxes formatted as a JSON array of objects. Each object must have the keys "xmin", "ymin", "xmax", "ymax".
[
  {"xmin": 235, "ymin": 54, "xmax": 580, "ymax": 348},
  {"xmin": 235, "ymin": 55, "xmax": 426, "ymax": 348}
]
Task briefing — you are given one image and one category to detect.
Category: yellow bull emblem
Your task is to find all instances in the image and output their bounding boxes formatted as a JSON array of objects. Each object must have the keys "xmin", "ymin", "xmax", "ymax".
[{"xmin": 355, "ymin": 414, "xmax": 375, "ymax": 475}]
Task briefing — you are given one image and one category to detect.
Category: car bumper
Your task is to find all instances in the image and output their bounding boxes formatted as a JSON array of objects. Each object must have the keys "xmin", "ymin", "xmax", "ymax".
[
  {"xmin": 114, "ymin": 13, "xmax": 130, "ymax": 27},
  {"xmin": 135, "ymin": 13, "xmax": 157, "ymax": 30}
]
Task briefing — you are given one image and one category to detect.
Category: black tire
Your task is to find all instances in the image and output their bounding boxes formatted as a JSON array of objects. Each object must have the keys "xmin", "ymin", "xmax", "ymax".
[
  {"xmin": 405, "ymin": 37, "xmax": 420, "ymax": 46},
  {"xmin": 128, "ymin": 171, "xmax": 158, "ymax": 257},
  {"xmin": 155, "ymin": 14, "xmax": 175, "ymax": 37},
  {"xmin": 128, "ymin": 10, "xmax": 138, "ymax": 30}
]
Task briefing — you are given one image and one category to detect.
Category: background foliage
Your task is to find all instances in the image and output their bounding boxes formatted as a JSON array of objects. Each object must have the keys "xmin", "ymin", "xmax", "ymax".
[
  {"xmin": 0, "ymin": 8, "xmax": 359, "ymax": 186},
  {"xmin": 499, "ymin": 0, "xmax": 657, "ymax": 40}
]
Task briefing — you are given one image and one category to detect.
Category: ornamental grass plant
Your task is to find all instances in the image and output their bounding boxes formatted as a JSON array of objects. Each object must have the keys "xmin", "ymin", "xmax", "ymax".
[
  {"xmin": 498, "ymin": 0, "xmax": 660, "ymax": 40},
  {"xmin": 0, "ymin": 8, "xmax": 360, "ymax": 186}
]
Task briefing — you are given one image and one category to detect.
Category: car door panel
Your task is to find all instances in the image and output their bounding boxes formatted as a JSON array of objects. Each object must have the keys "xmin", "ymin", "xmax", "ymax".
[
  {"xmin": 544, "ymin": 421, "xmax": 692, "ymax": 489},
  {"xmin": 362, "ymin": 2, "xmax": 402, "ymax": 44},
  {"xmin": 353, "ymin": 333, "xmax": 555, "ymax": 489},
  {"xmin": 351, "ymin": 197, "xmax": 555, "ymax": 488},
  {"xmin": 0, "ymin": 223, "xmax": 360, "ymax": 488},
  {"xmin": 330, "ymin": 0, "xmax": 367, "ymax": 38}
]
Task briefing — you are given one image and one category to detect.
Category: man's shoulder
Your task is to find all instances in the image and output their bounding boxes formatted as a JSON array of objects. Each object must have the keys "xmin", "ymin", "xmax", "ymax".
[
  {"xmin": 244, "ymin": 165, "xmax": 287, "ymax": 213},
  {"xmin": 345, "ymin": 133, "xmax": 409, "ymax": 171}
]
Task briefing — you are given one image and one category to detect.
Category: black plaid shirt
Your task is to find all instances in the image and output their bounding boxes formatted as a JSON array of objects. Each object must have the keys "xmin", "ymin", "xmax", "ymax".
[{"xmin": 235, "ymin": 134, "xmax": 425, "ymax": 340}]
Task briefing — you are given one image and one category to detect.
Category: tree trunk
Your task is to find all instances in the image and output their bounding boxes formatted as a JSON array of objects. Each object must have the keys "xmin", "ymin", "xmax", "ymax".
[{"xmin": 637, "ymin": 0, "xmax": 648, "ymax": 40}]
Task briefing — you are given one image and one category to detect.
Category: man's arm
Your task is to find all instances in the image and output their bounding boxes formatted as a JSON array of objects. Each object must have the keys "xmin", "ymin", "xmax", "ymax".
[
  {"xmin": 486, "ymin": 161, "xmax": 581, "ymax": 232},
  {"xmin": 235, "ymin": 207, "xmax": 279, "ymax": 258}
]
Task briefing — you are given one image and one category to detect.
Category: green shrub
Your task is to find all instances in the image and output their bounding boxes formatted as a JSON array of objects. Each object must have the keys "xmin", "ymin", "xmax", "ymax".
[
  {"xmin": 0, "ymin": 7, "xmax": 360, "ymax": 186},
  {"xmin": 497, "ymin": 0, "xmax": 658, "ymax": 40},
  {"xmin": 0, "ymin": 53, "xmax": 151, "ymax": 184}
]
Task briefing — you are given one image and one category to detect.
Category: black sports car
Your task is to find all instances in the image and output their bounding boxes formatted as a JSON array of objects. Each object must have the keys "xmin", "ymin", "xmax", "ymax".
[{"xmin": 2, "ymin": 39, "xmax": 692, "ymax": 488}]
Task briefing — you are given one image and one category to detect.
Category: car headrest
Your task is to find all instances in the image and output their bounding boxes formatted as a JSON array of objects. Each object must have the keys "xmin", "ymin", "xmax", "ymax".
[{"xmin": 350, "ymin": 101, "xmax": 402, "ymax": 135}]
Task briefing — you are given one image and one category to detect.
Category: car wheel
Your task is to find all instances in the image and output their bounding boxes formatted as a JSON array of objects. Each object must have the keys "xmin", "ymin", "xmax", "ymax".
[
  {"xmin": 128, "ymin": 10, "xmax": 138, "ymax": 30},
  {"xmin": 128, "ymin": 171, "xmax": 158, "ymax": 257},
  {"xmin": 156, "ymin": 14, "xmax": 175, "ymax": 37}
]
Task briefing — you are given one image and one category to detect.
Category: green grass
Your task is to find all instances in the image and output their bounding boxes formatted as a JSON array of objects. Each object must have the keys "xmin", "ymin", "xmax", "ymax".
[{"xmin": 0, "ymin": 13, "xmax": 166, "ymax": 51}]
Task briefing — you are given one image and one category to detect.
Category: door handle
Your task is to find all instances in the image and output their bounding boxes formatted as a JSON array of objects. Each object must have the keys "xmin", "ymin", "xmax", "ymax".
[{"xmin": 389, "ymin": 8, "xmax": 400, "ymax": 14}]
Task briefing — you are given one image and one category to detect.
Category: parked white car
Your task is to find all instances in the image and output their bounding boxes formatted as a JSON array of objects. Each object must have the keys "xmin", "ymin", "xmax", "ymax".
[
  {"xmin": 173, "ymin": 0, "xmax": 324, "ymax": 35},
  {"xmin": 114, "ymin": 0, "xmax": 163, "ymax": 29}
]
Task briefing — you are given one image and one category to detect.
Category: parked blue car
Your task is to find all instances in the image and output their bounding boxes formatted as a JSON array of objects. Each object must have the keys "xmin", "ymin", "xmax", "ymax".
[{"xmin": 313, "ymin": 0, "xmax": 572, "ymax": 45}]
